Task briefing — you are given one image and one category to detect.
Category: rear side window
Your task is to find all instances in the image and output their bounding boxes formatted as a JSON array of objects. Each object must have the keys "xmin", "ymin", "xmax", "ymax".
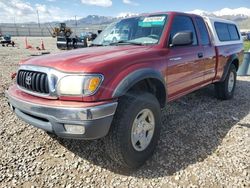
[
  {"xmin": 170, "ymin": 15, "xmax": 198, "ymax": 46},
  {"xmin": 195, "ymin": 17, "xmax": 210, "ymax": 45},
  {"xmin": 228, "ymin": 24, "xmax": 240, "ymax": 40},
  {"xmin": 214, "ymin": 22, "xmax": 230, "ymax": 41},
  {"xmin": 214, "ymin": 22, "xmax": 240, "ymax": 41}
]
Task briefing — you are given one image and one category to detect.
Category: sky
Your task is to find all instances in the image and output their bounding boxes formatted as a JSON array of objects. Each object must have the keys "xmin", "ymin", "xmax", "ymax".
[{"xmin": 0, "ymin": 0, "xmax": 250, "ymax": 23}]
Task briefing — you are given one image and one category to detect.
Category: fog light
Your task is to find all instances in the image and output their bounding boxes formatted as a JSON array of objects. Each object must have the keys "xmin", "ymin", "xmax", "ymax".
[{"xmin": 64, "ymin": 124, "xmax": 85, "ymax": 134}]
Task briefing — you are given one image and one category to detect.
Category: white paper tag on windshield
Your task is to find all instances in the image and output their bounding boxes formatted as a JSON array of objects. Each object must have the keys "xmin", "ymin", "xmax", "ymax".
[{"xmin": 143, "ymin": 16, "xmax": 165, "ymax": 23}]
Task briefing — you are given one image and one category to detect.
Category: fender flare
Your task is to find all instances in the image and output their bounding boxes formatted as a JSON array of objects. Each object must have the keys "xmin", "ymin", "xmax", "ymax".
[
  {"xmin": 112, "ymin": 68, "xmax": 167, "ymax": 98},
  {"xmin": 220, "ymin": 54, "xmax": 239, "ymax": 82}
]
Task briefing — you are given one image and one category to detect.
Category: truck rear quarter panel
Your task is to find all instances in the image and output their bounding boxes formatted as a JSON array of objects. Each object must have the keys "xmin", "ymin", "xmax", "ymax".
[{"xmin": 214, "ymin": 44, "xmax": 244, "ymax": 81}]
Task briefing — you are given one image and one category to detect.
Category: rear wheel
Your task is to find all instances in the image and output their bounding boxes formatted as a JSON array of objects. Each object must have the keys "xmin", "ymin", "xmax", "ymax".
[
  {"xmin": 104, "ymin": 92, "xmax": 161, "ymax": 169},
  {"xmin": 215, "ymin": 64, "xmax": 237, "ymax": 100}
]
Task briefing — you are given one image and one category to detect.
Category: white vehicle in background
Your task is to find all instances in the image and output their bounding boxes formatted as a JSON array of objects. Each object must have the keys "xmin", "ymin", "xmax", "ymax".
[
  {"xmin": 241, "ymin": 32, "xmax": 247, "ymax": 41},
  {"xmin": 104, "ymin": 29, "xmax": 129, "ymax": 43}
]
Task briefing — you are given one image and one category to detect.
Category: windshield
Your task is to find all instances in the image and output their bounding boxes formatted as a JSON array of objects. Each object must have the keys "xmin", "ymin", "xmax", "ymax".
[{"xmin": 92, "ymin": 15, "xmax": 168, "ymax": 46}]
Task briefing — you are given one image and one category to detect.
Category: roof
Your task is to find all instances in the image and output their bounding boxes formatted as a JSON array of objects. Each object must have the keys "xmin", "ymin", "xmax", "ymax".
[{"xmin": 203, "ymin": 16, "xmax": 238, "ymax": 25}]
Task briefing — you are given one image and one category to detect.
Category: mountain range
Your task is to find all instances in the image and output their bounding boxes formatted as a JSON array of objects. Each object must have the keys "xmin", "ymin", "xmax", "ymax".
[
  {"xmin": 65, "ymin": 15, "xmax": 116, "ymax": 26},
  {"xmin": 187, "ymin": 7, "xmax": 250, "ymax": 29},
  {"xmin": 1, "ymin": 7, "xmax": 250, "ymax": 29},
  {"xmin": 188, "ymin": 7, "xmax": 250, "ymax": 17},
  {"xmin": 66, "ymin": 7, "xmax": 250, "ymax": 29}
]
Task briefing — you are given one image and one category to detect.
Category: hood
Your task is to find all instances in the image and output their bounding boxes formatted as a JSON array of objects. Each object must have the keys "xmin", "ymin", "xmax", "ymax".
[{"xmin": 22, "ymin": 45, "xmax": 154, "ymax": 73}]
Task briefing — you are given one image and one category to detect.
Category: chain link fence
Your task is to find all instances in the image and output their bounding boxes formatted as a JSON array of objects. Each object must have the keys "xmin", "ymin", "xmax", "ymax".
[{"xmin": 0, "ymin": 25, "xmax": 106, "ymax": 37}]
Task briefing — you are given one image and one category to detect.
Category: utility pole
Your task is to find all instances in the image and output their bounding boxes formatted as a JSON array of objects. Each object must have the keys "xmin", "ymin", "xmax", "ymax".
[
  {"xmin": 37, "ymin": 10, "xmax": 41, "ymax": 28},
  {"xmin": 75, "ymin": 15, "xmax": 77, "ymax": 36},
  {"xmin": 14, "ymin": 16, "xmax": 19, "ymax": 36}
]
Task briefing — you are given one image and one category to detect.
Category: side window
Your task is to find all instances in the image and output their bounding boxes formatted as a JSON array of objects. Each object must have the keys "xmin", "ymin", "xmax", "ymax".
[
  {"xmin": 214, "ymin": 22, "xmax": 230, "ymax": 41},
  {"xmin": 215, "ymin": 22, "xmax": 240, "ymax": 41},
  {"xmin": 228, "ymin": 24, "xmax": 240, "ymax": 40},
  {"xmin": 170, "ymin": 15, "xmax": 198, "ymax": 46},
  {"xmin": 195, "ymin": 17, "xmax": 210, "ymax": 45}
]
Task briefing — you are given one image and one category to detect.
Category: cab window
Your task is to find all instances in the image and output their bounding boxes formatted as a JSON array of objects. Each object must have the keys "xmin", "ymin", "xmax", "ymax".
[
  {"xmin": 169, "ymin": 15, "xmax": 198, "ymax": 46},
  {"xmin": 195, "ymin": 17, "xmax": 210, "ymax": 45}
]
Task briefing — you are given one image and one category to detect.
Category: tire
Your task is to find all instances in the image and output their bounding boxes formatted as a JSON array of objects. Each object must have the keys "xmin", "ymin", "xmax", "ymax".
[
  {"xmin": 104, "ymin": 92, "xmax": 161, "ymax": 169},
  {"xmin": 215, "ymin": 64, "xmax": 237, "ymax": 100},
  {"xmin": 65, "ymin": 31, "xmax": 71, "ymax": 38}
]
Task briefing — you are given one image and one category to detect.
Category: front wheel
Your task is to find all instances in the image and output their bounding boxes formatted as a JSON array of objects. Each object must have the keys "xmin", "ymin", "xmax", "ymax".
[
  {"xmin": 104, "ymin": 92, "xmax": 161, "ymax": 169},
  {"xmin": 215, "ymin": 64, "xmax": 237, "ymax": 100}
]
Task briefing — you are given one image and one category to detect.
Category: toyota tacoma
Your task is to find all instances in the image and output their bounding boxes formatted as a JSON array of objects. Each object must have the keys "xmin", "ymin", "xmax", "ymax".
[{"xmin": 6, "ymin": 12, "xmax": 244, "ymax": 169}]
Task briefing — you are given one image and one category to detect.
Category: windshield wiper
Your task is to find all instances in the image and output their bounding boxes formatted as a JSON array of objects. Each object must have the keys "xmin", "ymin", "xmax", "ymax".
[{"xmin": 110, "ymin": 40, "xmax": 143, "ymax": 46}]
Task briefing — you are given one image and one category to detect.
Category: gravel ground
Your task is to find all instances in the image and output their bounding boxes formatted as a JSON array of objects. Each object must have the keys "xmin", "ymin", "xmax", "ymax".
[{"xmin": 0, "ymin": 37, "xmax": 249, "ymax": 187}]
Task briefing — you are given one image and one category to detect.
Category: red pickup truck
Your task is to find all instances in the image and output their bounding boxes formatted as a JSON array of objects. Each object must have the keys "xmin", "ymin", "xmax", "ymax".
[{"xmin": 6, "ymin": 12, "xmax": 243, "ymax": 169}]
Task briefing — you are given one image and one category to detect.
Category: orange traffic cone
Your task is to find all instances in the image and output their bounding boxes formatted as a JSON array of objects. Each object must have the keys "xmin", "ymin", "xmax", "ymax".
[
  {"xmin": 25, "ymin": 37, "xmax": 33, "ymax": 49},
  {"xmin": 41, "ymin": 39, "xmax": 45, "ymax": 50}
]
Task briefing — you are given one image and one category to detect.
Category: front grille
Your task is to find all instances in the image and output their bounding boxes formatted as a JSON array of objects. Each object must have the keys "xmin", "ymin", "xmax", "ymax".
[{"xmin": 17, "ymin": 70, "xmax": 49, "ymax": 94}]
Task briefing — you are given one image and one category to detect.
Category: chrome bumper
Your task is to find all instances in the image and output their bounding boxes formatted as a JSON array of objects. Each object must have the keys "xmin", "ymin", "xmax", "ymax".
[{"xmin": 5, "ymin": 90, "xmax": 117, "ymax": 139}]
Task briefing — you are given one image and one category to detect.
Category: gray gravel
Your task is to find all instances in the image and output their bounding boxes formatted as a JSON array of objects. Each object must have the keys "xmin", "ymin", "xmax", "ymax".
[{"xmin": 0, "ymin": 37, "xmax": 250, "ymax": 187}]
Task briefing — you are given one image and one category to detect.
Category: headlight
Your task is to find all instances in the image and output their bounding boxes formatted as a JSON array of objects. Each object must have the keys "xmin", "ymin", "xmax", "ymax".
[{"xmin": 57, "ymin": 75, "xmax": 103, "ymax": 96}]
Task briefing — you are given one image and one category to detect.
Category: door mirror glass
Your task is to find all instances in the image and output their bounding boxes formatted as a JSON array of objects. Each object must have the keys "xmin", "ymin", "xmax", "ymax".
[{"xmin": 171, "ymin": 31, "xmax": 193, "ymax": 47}]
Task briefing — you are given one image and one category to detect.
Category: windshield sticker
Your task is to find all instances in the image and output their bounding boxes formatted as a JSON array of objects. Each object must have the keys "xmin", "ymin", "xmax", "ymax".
[
  {"xmin": 139, "ymin": 16, "xmax": 166, "ymax": 27},
  {"xmin": 143, "ymin": 16, "xmax": 165, "ymax": 23}
]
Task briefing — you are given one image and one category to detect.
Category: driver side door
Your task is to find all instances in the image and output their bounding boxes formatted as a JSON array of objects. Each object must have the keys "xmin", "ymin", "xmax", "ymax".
[{"xmin": 167, "ymin": 15, "xmax": 205, "ymax": 100}]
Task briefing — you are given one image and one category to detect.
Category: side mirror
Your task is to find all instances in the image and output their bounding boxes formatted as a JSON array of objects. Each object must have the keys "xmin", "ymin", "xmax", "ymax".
[{"xmin": 171, "ymin": 31, "xmax": 193, "ymax": 47}]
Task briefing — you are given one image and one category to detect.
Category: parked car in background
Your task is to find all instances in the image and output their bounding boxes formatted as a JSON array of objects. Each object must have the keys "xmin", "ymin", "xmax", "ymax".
[
  {"xmin": 0, "ymin": 34, "xmax": 15, "ymax": 47},
  {"xmin": 6, "ymin": 12, "xmax": 243, "ymax": 169},
  {"xmin": 241, "ymin": 32, "xmax": 247, "ymax": 40},
  {"xmin": 247, "ymin": 32, "xmax": 250, "ymax": 41},
  {"xmin": 80, "ymin": 32, "xmax": 98, "ymax": 41},
  {"xmin": 103, "ymin": 28, "xmax": 129, "ymax": 43},
  {"xmin": 241, "ymin": 32, "xmax": 250, "ymax": 41}
]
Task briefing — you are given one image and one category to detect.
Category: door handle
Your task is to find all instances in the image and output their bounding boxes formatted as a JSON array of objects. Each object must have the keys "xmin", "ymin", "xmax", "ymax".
[{"xmin": 198, "ymin": 52, "xmax": 203, "ymax": 58}]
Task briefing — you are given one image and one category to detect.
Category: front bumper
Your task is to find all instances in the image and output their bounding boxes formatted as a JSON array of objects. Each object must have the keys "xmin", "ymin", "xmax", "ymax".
[{"xmin": 5, "ymin": 87, "xmax": 117, "ymax": 140}]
